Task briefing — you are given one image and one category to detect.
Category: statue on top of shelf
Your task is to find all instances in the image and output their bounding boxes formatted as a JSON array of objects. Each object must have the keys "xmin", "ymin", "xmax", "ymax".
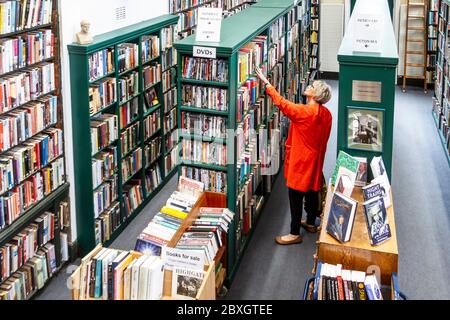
[{"xmin": 76, "ymin": 20, "xmax": 93, "ymax": 45}]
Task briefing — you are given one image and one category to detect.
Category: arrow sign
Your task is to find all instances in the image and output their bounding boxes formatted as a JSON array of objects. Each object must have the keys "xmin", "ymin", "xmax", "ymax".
[
  {"xmin": 196, "ymin": 8, "xmax": 223, "ymax": 43},
  {"xmin": 353, "ymin": 13, "xmax": 383, "ymax": 53}
]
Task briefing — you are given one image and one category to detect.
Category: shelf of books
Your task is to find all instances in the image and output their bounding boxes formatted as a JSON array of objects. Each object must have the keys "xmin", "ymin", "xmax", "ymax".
[
  {"xmin": 427, "ymin": 0, "xmax": 439, "ymax": 85},
  {"xmin": 304, "ymin": 153, "xmax": 403, "ymax": 300},
  {"xmin": 0, "ymin": 0, "xmax": 71, "ymax": 300},
  {"xmin": 169, "ymin": 0, "xmax": 257, "ymax": 40},
  {"xmin": 174, "ymin": 2, "xmax": 308, "ymax": 284},
  {"xmin": 309, "ymin": 0, "xmax": 320, "ymax": 80},
  {"xmin": 432, "ymin": 0, "xmax": 450, "ymax": 166},
  {"xmin": 68, "ymin": 15, "xmax": 181, "ymax": 256}
]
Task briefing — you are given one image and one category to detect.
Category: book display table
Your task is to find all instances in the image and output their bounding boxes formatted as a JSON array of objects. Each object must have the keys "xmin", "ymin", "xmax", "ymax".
[{"xmin": 316, "ymin": 186, "xmax": 398, "ymax": 285}]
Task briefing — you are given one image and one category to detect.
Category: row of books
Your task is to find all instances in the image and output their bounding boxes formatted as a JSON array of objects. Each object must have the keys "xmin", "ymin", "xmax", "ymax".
[
  {"xmin": 164, "ymin": 145, "xmax": 179, "ymax": 176},
  {"xmin": 162, "ymin": 67, "xmax": 177, "ymax": 93},
  {"xmin": 145, "ymin": 163, "xmax": 162, "ymax": 194},
  {"xmin": 162, "ymin": 47, "xmax": 177, "ymax": 72},
  {"xmin": 163, "ymin": 87, "xmax": 177, "ymax": 113},
  {"xmin": 89, "ymin": 77, "xmax": 116, "ymax": 116},
  {"xmin": 0, "ymin": 62, "xmax": 55, "ymax": 110},
  {"xmin": 181, "ymin": 140, "xmax": 227, "ymax": 166},
  {"xmin": 269, "ymin": 16, "xmax": 285, "ymax": 44},
  {"xmin": 118, "ymin": 71, "xmax": 139, "ymax": 104},
  {"xmin": 119, "ymin": 98, "xmax": 138, "ymax": 130},
  {"xmin": 123, "ymin": 180, "xmax": 144, "ymax": 218},
  {"xmin": 144, "ymin": 137, "xmax": 161, "ymax": 168},
  {"xmin": 90, "ymin": 114, "xmax": 118, "ymax": 155},
  {"xmin": 164, "ymin": 108, "xmax": 177, "ymax": 134},
  {"xmin": 311, "ymin": 262, "xmax": 384, "ymax": 300},
  {"xmin": 93, "ymin": 175, "xmax": 118, "ymax": 219},
  {"xmin": 141, "ymin": 35, "xmax": 160, "ymax": 64},
  {"xmin": 144, "ymin": 109, "xmax": 161, "ymax": 138},
  {"xmin": 0, "ymin": 127, "xmax": 63, "ymax": 192},
  {"xmin": 0, "ymin": 95, "xmax": 57, "ymax": 153},
  {"xmin": 181, "ymin": 166, "xmax": 227, "ymax": 193},
  {"xmin": 0, "ymin": 29, "xmax": 53, "ymax": 74},
  {"xmin": 118, "ymin": 43, "xmax": 139, "ymax": 74},
  {"xmin": 143, "ymin": 63, "xmax": 162, "ymax": 89},
  {"xmin": 0, "ymin": 210, "xmax": 55, "ymax": 282},
  {"xmin": 181, "ymin": 85, "xmax": 228, "ymax": 111},
  {"xmin": 161, "ymin": 25, "xmax": 178, "ymax": 51},
  {"xmin": 237, "ymin": 77, "xmax": 260, "ymax": 122},
  {"xmin": 0, "ymin": 156, "xmax": 65, "ymax": 229},
  {"xmin": 181, "ymin": 57, "xmax": 229, "ymax": 83},
  {"xmin": 88, "ymin": 48, "xmax": 114, "ymax": 82},
  {"xmin": 238, "ymin": 36, "xmax": 268, "ymax": 85},
  {"xmin": 327, "ymin": 152, "xmax": 392, "ymax": 246},
  {"xmin": 92, "ymin": 147, "xmax": 117, "ymax": 190},
  {"xmin": 181, "ymin": 112, "xmax": 227, "ymax": 138},
  {"xmin": 95, "ymin": 202, "xmax": 121, "ymax": 246},
  {"xmin": 121, "ymin": 148, "xmax": 143, "ymax": 183},
  {"xmin": 0, "ymin": 0, "xmax": 53, "ymax": 35},
  {"xmin": 121, "ymin": 122, "xmax": 140, "ymax": 157}
]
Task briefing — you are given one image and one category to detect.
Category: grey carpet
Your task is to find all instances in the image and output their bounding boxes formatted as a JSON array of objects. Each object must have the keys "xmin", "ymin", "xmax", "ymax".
[{"xmin": 36, "ymin": 81, "xmax": 450, "ymax": 300}]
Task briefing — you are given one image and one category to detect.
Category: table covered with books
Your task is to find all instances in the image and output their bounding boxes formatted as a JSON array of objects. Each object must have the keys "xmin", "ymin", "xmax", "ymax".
[{"xmin": 317, "ymin": 185, "xmax": 398, "ymax": 285}]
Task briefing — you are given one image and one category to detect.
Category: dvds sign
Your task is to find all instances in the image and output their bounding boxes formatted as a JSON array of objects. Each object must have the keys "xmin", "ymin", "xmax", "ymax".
[{"xmin": 193, "ymin": 46, "xmax": 217, "ymax": 59}]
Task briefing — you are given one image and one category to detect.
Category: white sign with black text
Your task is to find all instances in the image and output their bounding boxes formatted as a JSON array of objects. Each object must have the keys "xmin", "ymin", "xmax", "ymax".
[
  {"xmin": 162, "ymin": 247, "xmax": 206, "ymax": 271},
  {"xmin": 193, "ymin": 46, "xmax": 217, "ymax": 59},
  {"xmin": 196, "ymin": 7, "xmax": 223, "ymax": 43},
  {"xmin": 353, "ymin": 14, "xmax": 383, "ymax": 53}
]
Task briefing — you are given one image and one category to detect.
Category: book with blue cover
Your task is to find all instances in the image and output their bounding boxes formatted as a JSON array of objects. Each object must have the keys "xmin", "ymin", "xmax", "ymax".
[
  {"xmin": 326, "ymin": 192, "xmax": 358, "ymax": 243},
  {"xmin": 363, "ymin": 197, "xmax": 392, "ymax": 246}
]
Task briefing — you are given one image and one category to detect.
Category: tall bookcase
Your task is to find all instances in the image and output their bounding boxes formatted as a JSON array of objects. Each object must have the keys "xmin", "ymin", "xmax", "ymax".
[
  {"xmin": 309, "ymin": 0, "xmax": 320, "ymax": 80},
  {"xmin": 0, "ymin": 0, "xmax": 70, "ymax": 299},
  {"xmin": 433, "ymin": 0, "xmax": 450, "ymax": 165},
  {"xmin": 68, "ymin": 15, "xmax": 179, "ymax": 256},
  {"xmin": 175, "ymin": 0, "xmax": 308, "ymax": 284},
  {"xmin": 428, "ymin": 0, "xmax": 439, "ymax": 85}
]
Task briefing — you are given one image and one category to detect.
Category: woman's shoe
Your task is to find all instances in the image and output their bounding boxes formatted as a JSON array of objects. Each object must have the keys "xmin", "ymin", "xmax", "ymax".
[
  {"xmin": 301, "ymin": 220, "xmax": 319, "ymax": 234},
  {"xmin": 275, "ymin": 234, "xmax": 303, "ymax": 245}
]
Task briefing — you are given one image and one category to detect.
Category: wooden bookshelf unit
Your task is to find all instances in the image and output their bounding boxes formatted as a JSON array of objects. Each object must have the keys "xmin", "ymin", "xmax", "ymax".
[{"xmin": 316, "ymin": 186, "xmax": 398, "ymax": 285}]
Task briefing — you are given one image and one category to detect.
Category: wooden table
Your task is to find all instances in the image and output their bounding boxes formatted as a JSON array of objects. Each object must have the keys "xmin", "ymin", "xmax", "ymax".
[{"xmin": 317, "ymin": 186, "xmax": 398, "ymax": 285}]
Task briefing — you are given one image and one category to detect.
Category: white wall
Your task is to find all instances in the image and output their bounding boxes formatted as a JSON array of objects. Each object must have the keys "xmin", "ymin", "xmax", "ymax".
[{"xmin": 58, "ymin": 0, "xmax": 169, "ymax": 242}]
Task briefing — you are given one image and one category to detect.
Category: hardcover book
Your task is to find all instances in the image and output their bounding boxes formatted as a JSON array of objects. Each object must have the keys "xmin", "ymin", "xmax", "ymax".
[
  {"xmin": 354, "ymin": 157, "xmax": 368, "ymax": 187},
  {"xmin": 326, "ymin": 192, "xmax": 358, "ymax": 243},
  {"xmin": 363, "ymin": 197, "xmax": 392, "ymax": 246}
]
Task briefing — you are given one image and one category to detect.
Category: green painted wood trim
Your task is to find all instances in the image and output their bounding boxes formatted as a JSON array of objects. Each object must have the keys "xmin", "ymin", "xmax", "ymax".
[{"xmin": 67, "ymin": 15, "xmax": 179, "ymax": 55}]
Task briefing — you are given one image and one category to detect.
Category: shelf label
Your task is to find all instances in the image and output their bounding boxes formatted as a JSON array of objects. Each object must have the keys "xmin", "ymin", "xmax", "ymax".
[
  {"xmin": 353, "ymin": 14, "xmax": 383, "ymax": 53},
  {"xmin": 196, "ymin": 7, "xmax": 223, "ymax": 43},
  {"xmin": 193, "ymin": 46, "xmax": 217, "ymax": 59}
]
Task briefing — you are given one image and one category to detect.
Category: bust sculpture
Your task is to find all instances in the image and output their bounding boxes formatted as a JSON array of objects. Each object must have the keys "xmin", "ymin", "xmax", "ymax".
[{"xmin": 76, "ymin": 20, "xmax": 93, "ymax": 45}]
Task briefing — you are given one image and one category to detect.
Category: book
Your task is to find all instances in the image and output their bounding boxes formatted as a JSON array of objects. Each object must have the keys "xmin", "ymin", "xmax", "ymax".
[
  {"xmin": 331, "ymin": 151, "xmax": 360, "ymax": 186},
  {"xmin": 334, "ymin": 173, "xmax": 354, "ymax": 198},
  {"xmin": 171, "ymin": 267, "xmax": 205, "ymax": 300},
  {"xmin": 363, "ymin": 197, "xmax": 392, "ymax": 246},
  {"xmin": 354, "ymin": 157, "xmax": 368, "ymax": 187},
  {"xmin": 364, "ymin": 274, "xmax": 383, "ymax": 300},
  {"xmin": 371, "ymin": 175, "xmax": 392, "ymax": 209},
  {"xmin": 370, "ymin": 156, "xmax": 388, "ymax": 180},
  {"xmin": 326, "ymin": 192, "xmax": 358, "ymax": 243}
]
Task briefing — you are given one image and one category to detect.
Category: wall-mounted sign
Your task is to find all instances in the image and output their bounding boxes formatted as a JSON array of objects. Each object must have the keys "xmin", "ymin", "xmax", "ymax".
[
  {"xmin": 193, "ymin": 46, "xmax": 217, "ymax": 59},
  {"xmin": 196, "ymin": 7, "xmax": 223, "ymax": 43},
  {"xmin": 353, "ymin": 14, "xmax": 383, "ymax": 53},
  {"xmin": 352, "ymin": 80, "xmax": 382, "ymax": 103}
]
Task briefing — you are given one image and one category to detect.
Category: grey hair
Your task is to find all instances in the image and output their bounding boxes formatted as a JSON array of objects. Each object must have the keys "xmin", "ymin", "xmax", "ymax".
[{"xmin": 312, "ymin": 80, "xmax": 332, "ymax": 105}]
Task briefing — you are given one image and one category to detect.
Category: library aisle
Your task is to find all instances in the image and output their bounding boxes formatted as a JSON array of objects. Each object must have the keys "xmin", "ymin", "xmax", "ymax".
[{"xmin": 35, "ymin": 81, "xmax": 450, "ymax": 300}]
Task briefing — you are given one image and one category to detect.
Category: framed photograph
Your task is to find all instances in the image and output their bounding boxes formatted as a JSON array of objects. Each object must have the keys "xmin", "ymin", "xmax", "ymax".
[{"xmin": 347, "ymin": 107, "xmax": 384, "ymax": 152}]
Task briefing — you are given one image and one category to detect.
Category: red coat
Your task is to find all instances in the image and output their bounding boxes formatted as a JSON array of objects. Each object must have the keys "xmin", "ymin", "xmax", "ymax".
[{"xmin": 266, "ymin": 86, "xmax": 332, "ymax": 192}]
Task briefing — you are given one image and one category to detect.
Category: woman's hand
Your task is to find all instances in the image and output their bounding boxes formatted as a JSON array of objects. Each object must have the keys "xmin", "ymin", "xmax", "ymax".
[{"xmin": 254, "ymin": 65, "xmax": 270, "ymax": 86}]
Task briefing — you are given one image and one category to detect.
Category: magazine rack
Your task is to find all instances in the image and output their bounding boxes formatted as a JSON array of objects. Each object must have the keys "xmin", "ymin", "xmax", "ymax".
[{"xmin": 315, "ymin": 185, "xmax": 398, "ymax": 285}]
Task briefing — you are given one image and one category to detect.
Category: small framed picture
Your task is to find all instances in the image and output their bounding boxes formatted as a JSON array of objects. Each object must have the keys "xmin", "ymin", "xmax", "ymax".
[{"xmin": 347, "ymin": 107, "xmax": 384, "ymax": 152}]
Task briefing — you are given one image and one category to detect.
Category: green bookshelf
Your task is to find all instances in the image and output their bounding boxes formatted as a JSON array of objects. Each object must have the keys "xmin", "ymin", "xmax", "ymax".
[
  {"xmin": 68, "ymin": 15, "xmax": 179, "ymax": 256},
  {"xmin": 174, "ymin": 1, "xmax": 308, "ymax": 285}
]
